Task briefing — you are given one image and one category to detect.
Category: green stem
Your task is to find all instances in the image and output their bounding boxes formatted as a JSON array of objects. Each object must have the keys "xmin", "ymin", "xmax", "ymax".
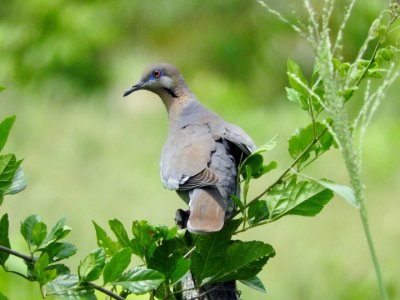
[
  {"xmin": 330, "ymin": 92, "xmax": 388, "ymax": 299},
  {"xmin": 359, "ymin": 204, "xmax": 389, "ymax": 300}
]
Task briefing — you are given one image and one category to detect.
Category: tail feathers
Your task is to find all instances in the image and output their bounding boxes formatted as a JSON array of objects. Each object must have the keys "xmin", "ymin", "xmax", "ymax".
[{"xmin": 187, "ymin": 188, "xmax": 226, "ymax": 233}]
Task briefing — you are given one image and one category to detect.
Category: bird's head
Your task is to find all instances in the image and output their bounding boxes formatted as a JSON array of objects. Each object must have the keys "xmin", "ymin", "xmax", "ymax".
[{"xmin": 123, "ymin": 63, "xmax": 186, "ymax": 98}]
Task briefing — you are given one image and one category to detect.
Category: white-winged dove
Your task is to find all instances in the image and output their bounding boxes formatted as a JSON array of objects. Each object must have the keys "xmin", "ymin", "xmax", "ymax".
[{"xmin": 124, "ymin": 63, "xmax": 255, "ymax": 233}]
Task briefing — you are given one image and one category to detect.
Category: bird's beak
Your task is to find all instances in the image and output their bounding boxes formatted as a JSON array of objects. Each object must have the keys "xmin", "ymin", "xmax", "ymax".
[{"xmin": 123, "ymin": 82, "xmax": 144, "ymax": 97}]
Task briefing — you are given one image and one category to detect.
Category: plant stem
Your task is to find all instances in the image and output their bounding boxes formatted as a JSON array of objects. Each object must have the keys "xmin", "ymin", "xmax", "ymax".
[
  {"xmin": 87, "ymin": 282, "xmax": 125, "ymax": 300},
  {"xmin": 359, "ymin": 204, "xmax": 389, "ymax": 300},
  {"xmin": 0, "ymin": 244, "xmax": 35, "ymax": 263},
  {"xmin": 329, "ymin": 79, "xmax": 389, "ymax": 300}
]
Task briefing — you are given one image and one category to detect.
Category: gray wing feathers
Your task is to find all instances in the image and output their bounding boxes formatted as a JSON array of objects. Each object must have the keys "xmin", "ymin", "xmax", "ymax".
[
  {"xmin": 160, "ymin": 124, "xmax": 216, "ymax": 190},
  {"xmin": 223, "ymin": 124, "xmax": 256, "ymax": 155}
]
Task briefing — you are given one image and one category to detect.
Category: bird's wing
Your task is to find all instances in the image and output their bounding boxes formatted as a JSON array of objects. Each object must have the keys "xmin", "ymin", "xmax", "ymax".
[
  {"xmin": 221, "ymin": 123, "xmax": 256, "ymax": 155},
  {"xmin": 160, "ymin": 124, "xmax": 218, "ymax": 190}
]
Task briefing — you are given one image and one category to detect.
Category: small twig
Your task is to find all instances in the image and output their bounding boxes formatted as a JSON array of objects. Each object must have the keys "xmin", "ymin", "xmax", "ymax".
[
  {"xmin": 0, "ymin": 244, "xmax": 35, "ymax": 263},
  {"xmin": 354, "ymin": 41, "xmax": 382, "ymax": 87},
  {"xmin": 87, "ymin": 282, "xmax": 125, "ymax": 300}
]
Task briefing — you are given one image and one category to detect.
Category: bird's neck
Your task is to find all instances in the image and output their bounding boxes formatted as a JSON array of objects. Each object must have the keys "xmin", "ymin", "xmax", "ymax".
[{"xmin": 158, "ymin": 85, "xmax": 193, "ymax": 123}]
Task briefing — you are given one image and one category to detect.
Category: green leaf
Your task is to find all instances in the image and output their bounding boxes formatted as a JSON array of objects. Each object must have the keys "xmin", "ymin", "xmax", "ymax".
[
  {"xmin": 3, "ymin": 167, "xmax": 27, "ymax": 195},
  {"xmin": 109, "ymin": 219, "xmax": 131, "ymax": 248},
  {"xmin": 39, "ymin": 218, "xmax": 70, "ymax": 249},
  {"xmin": 34, "ymin": 253, "xmax": 57, "ymax": 285},
  {"xmin": 78, "ymin": 248, "xmax": 106, "ymax": 282},
  {"xmin": 191, "ymin": 219, "xmax": 241, "ymax": 285},
  {"xmin": 93, "ymin": 221, "xmax": 120, "ymax": 256},
  {"xmin": 44, "ymin": 274, "xmax": 78, "ymax": 295},
  {"xmin": 287, "ymin": 58, "xmax": 309, "ymax": 96},
  {"xmin": 311, "ymin": 179, "xmax": 358, "ymax": 209},
  {"xmin": 240, "ymin": 276, "xmax": 266, "ymax": 293},
  {"xmin": 165, "ymin": 226, "xmax": 178, "ymax": 240},
  {"xmin": 0, "ymin": 155, "xmax": 22, "ymax": 195},
  {"xmin": 20, "ymin": 215, "xmax": 47, "ymax": 247},
  {"xmin": 103, "ymin": 248, "xmax": 132, "ymax": 284},
  {"xmin": 170, "ymin": 256, "xmax": 191, "ymax": 284},
  {"xmin": 231, "ymin": 195, "xmax": 244, "ymax": 213},
  {"xmin": 114, "ymin": 267, "xmax": 165, "ymax": 295},
  {"xmin": 0, "ymin": 86, "xmax": 5, "ymax": 92},
  {"xmin": 130, "ymin": 220, "xmax": 158, "ymax": 259},
  {"xmin": 286, "ymin": 87, "xmax": 309, "ymax": 110},
  {"xmin": 31, "ymin": 222, "xmax": 48, "ymax": 247},
  {"xmin": 0, "ymin": 292, "xmax": 9, "ymax": 300},
  {"xmin": 240, "ymin": 135, "xmax": 278, "ymax": 179},
  {"xmin": 288, "ymin": 122, "xmax": 335, "ymax": 164},
  {"xmin": 211, "ymin": 241, "xmax": 275, "ymax": 283},
  {"xmin": 44, "ymin": 242, "xmax": 78, "ymax": 262},
  {"xmin": 266, "ymin": 176, "xmax": 334, "ymax": 220},
  {"xmin": 43, "ymin": 274, "xmax": 95, "ymax": 299},
  {"xmin": 0, "ymin": 214, "xmax": 10, "ymax": 266},
  {"xmin": 0, "ymin": 116, "xmax": 16, "ymax": 153},
  {"xmin": 147, "ymin": 239, "xmax": 187, "ymax": 282},
  {"xmin": 46, "ymin": 264, "xmax": 70, "ymax": 276},
  {"xmin": 247, "ymin": 200, "xmax": 269, "ymax": 225},
  {"xmin": 375, "ymin": 46, "xmax": 395, "ymax": 63}
]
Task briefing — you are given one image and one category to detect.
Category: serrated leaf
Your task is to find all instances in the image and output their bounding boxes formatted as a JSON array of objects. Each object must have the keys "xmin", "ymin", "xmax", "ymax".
[
  {"xmin": 247, "ymin": 200, "xmax": 269, "ymax": 225},
  {"xmin": 147, "ymin": 239, "xmax": 187, "ymax": 282},
  {"xmin": 191, "ymin": 220, "xmax": 241, "ymax": 284},
  {"xmin": 114, "ymin": 267, "xmax": 165, "ymax": 295},
  {"xmin": 103, "ymin": 248, "xmax": 132, "ymax": 284},
  {"xmin": 109, "ymin": 219, "xmax": 131, "ymax": 248},
  {"xmin": 43, "ymin": 274, "xmax": 79, "ymax": 295},
  {"xmin": 0, "ymin": 116, "xmax": 15, "ymax": 153},
  {"xmin": 20, "ymin": 215, "xmax": 46, "ymax": 247},
  {"xmin": 288, "ymin": 122, "xmax": 334, "ymax": 164},
  {"xmin": 0, "ymin": 214, "xmax": 10, "ymax": 266},
  {"xmin": 4, "ymin": 167, "xmax": 27, "ymax": 195},
  {"xmin": 93, "ymin": 221, "xmax": 120, "ymax": 256},
  {"xmin": 78, "ymin": 248, "xmax": 106, "ymax": 282},
  {"xmin": 240, "ymin": 276, "xmax": 266, "ymax": 293},
  {"xmin": 211, "ymin": 241, "xmax": 275, "ymax": 283},
  {"xmin": 266, "ymin": 176, "xmax": 334, "ymax": 220},
  {"xmin": 43, "ymin": 274, "xmax": 95, "ymax": 299}
]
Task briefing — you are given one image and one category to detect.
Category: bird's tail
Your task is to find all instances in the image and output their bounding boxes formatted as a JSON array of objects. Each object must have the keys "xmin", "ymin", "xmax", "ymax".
[{"xmin": 187, "ymin": 188, "xmax": 226, "ymax": 233}]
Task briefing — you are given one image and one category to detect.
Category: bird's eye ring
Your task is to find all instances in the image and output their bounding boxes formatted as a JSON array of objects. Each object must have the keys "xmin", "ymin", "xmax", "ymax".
[{"xmin": 153, "ymin": 69, "xmax": 161, "ymax": 78}]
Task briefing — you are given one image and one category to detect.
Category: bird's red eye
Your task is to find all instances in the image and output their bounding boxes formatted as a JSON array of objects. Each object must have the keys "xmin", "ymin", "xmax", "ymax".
[{"xmin": 153, "ymin": 69, "xmax": 161, "ymax": 78}]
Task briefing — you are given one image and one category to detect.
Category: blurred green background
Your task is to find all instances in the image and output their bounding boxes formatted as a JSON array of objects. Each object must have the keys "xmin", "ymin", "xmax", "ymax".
[{"xmin": 0, "ymin": 0, "xmax": 399, "ymax": 299}]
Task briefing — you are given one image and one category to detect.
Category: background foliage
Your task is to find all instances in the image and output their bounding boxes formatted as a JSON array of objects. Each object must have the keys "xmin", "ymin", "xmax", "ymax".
[{"xmin": 0, "ymin": 0, "xmax": 399, "ymax": 299}]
